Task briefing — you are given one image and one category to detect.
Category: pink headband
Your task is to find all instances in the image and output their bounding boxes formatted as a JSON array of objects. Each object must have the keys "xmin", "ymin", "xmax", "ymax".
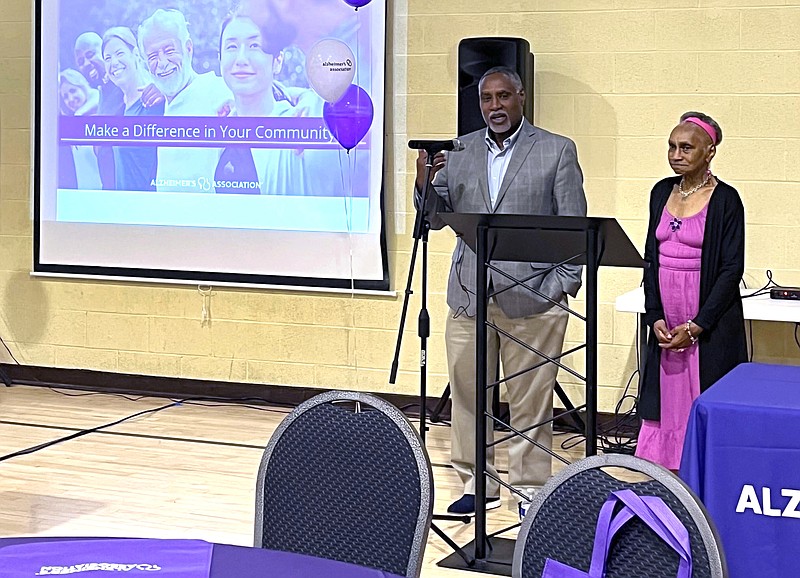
[{"xmin": 683, "ymin": 117, "xmax": 717, "ymax": 145}]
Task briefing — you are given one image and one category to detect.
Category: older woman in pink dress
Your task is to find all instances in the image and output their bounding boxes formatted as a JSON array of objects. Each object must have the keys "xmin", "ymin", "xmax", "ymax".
[{"xmin": 636, "ymin": 112, "xmax": 747, "ymax": 470}]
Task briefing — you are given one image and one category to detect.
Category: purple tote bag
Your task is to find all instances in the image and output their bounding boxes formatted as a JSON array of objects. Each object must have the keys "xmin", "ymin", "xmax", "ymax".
[{"xmin": 541, "ymin": 489, "xmax": 692, "ymax": 578}]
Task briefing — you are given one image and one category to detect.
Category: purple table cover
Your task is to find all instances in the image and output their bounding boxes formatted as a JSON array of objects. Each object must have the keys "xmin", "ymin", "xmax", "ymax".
[
  {"xmin": 679, "ymin": 362, "xmax": 800, "ymax": 578},
  {"xmin": 210, "ymin": 545, "xmax": 403, "ymax": 578},
  {"xmin": 0, "ymin": 538, "xmax": 403, "ymax": 578},
  {"xmin": 0, "ymin": 539, "xmax": 212, "ymax": 577}
]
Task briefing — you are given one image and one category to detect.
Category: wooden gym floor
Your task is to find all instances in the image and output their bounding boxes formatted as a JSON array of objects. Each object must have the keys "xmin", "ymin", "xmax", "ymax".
[{"xmin": 0, "ymin": 384, "xmax": 586, "ymax": 578}]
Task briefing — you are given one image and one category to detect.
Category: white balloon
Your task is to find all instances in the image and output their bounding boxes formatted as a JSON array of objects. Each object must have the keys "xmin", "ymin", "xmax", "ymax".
[{"xmin": 306, "ymin": 39, "xmax": 356, "ymax": 103}]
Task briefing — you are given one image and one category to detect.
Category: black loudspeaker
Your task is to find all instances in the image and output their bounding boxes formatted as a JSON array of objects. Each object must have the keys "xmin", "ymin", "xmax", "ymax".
[{"xmin": 457, "ymin": 37, "xmax": 534, "ymax": 136}]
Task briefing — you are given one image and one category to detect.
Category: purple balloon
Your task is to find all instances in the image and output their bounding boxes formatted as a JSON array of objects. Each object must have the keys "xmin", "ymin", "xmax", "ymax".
[
  {"xmin": 343, "ymin": 0, "xmax": 372, "ymax": 8},
  {"xmin": 323, "ymin": 84, "xmax": 374, "ymax": 152}
]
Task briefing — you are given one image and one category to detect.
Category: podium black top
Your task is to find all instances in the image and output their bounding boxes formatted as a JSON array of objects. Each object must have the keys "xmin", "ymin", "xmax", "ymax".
[{"xmin": 438, "ymin": 213, "xmax": 644, "ymax": 268}]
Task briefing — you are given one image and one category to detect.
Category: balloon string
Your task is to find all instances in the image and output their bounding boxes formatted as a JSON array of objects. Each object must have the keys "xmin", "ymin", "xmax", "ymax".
[
  {"xmin": 338, "ymin": 148, "xmax": 355, "ymax": 284},
  {"xmin": 356, "ymin": 6, "xmax": 362, "ymax": 87},
  {"xmin": 348, "ymin": 150, "xmax": 356, "ymax": 292},
  {"xmin": 350, "ymin": 153, "xmax": 356, "ymax": 371},
  {"xmin": 338, "ymin": 146, "xmax": 357, "ymax": 372}
]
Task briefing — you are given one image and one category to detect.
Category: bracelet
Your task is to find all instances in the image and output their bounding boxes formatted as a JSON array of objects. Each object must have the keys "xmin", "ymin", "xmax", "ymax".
[{"xmin": 686, "ymin": 319, "xmax": 697, "ymax": 344}]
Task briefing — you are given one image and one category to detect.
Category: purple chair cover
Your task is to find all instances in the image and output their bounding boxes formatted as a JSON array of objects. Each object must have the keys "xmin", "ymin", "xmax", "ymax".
[
  {"xmin": 0, "ymin": 538, "xmax": 213, "ymax": 578},
  {"xmin": 542, "ymin": 489, "xmax": 692, "ymax": 578}
]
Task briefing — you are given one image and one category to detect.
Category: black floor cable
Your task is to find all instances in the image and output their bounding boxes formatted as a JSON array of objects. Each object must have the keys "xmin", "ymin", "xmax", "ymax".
[
  {"xmin": 0, "ymin": 333, "xmax": 305, "ymax": 464},
  {"xmin": 0, "ymin": 401, "xmax": 179, "ymax": 463},
  {"xmin": 0, "ymin": 392, "xmax": 313, "ymax": 464}
]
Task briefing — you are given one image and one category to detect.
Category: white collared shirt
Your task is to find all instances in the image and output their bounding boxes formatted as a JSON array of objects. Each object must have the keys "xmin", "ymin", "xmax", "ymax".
[
  {"xmin": 157, "ymin": 73, "xmax": 233, "ymax": 193},
  {"xmin": 485, "ymin": 121, "xmax": 524, "ymax": 208}
]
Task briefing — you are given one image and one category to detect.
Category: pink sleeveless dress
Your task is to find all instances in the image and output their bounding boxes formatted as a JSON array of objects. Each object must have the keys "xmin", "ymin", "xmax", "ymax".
[{"xmin": 635, "ymin": 201, "xmax": 708, "ymax": 470}]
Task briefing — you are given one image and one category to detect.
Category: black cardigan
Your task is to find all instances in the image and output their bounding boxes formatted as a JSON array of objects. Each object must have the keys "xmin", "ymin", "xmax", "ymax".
[{"xmin": 639, "ymin": 176, "xmax": 747, "ymax": 421}]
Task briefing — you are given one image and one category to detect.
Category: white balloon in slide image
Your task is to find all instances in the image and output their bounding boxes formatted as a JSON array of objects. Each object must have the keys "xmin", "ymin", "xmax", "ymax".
[{"xmin": 307, "ymin": 39, "xmax": 356, "ymax": 103}]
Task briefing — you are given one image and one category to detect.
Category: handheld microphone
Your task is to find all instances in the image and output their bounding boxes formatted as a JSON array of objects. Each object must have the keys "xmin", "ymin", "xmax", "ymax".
[{"xmin": 408, "ymin": 138, "xmax": 465, "ymax": 153}]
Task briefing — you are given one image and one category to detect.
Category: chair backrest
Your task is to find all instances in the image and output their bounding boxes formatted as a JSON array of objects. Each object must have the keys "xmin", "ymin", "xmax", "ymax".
[
  {"xmin": 512, "ymin": 454, "xmax": 727, "ymax": 578},
  {"xmin": 255, "ymin": 391, "xmax": 433, "ymax": 578}
]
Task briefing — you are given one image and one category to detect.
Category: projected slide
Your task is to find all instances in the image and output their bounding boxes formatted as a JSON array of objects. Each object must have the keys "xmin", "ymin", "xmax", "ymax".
[{"xmin": 35, "ymin": 0, "xmax": 388, "ymax": 290}]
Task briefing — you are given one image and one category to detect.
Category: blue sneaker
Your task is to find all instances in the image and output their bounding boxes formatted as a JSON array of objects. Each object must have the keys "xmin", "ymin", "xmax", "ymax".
[
  {"xmin": 518, "ymin": 488, "xmax": 541, "ymax": 521},
  {"xmin": 447, "ymin": 494, "xmax": 501, "ymax": 515},
  {"xmin": 518, "ymin": 499, "xmax": 532, "ymax": 521}
]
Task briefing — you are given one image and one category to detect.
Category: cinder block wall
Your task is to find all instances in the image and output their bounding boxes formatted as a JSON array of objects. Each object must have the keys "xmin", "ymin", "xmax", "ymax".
[{"xmin": 1, "ymin": 1, "xmax": 798, "ymax": 410}]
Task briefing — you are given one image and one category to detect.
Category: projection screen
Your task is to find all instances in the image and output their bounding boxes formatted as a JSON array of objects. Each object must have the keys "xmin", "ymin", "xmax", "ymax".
[{"xmin": 34, "ymin": 0, "xmax": 389, "ymax": 291}]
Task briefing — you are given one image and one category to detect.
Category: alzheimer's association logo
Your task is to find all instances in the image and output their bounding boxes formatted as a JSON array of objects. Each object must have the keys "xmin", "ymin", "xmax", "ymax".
[
  {"xmin": 36, "ymin": 562, "xmax": 162, "ymax": 574},
  {"xmin": 307, "ymin": 38, "xmax": 356, "ymax": 103},
  {"xmin": 321, "ymin": 59, "xmax": 353, "ymax": 73}
]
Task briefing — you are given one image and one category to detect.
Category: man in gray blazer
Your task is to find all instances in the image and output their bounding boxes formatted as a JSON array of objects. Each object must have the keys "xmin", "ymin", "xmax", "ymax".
[{"xmin": 415, "ymin": 66, "xmax": 587, "ymax": 516}]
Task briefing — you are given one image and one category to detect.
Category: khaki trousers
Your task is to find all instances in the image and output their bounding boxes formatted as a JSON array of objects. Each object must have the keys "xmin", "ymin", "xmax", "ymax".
[{"xmin": 446, "ymin": 301, "xmax": 569, "ymax": 497}]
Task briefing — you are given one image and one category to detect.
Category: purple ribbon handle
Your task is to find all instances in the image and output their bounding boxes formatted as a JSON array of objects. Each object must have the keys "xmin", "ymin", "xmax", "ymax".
[{"xmin": 542, "ymin": 489, "xmax": 692, "ymax": 578}]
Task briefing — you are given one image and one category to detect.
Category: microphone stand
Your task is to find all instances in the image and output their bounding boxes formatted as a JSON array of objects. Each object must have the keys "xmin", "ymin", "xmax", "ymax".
[
  {"xmin": 389, "ymin": 152, "xmax": 435, "ymax": 441},
  {"xmin": 388, "ymin": 150, "xmax": 474, "ymax": 567}
]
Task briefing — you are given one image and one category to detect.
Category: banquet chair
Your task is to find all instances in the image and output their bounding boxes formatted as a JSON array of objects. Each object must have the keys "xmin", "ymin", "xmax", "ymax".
[
  {"xmin": 512, "ymin": 454, "xmax": 726, "ymax": 578},
  {"xmin": 255, "ymin": 391, "xmax": 433, "ymax": 578}
]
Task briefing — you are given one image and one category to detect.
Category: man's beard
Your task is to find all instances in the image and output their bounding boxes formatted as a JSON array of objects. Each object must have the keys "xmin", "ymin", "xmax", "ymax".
[{"xmin": 154, "ymin": 66, "xmax": 189, "ymax": 99}]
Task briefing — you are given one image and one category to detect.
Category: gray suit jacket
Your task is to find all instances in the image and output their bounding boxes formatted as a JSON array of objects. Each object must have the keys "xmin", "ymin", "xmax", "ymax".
[{"xmin": 419, "ymin": 120, "xmax": 587, "ymax": 318}]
